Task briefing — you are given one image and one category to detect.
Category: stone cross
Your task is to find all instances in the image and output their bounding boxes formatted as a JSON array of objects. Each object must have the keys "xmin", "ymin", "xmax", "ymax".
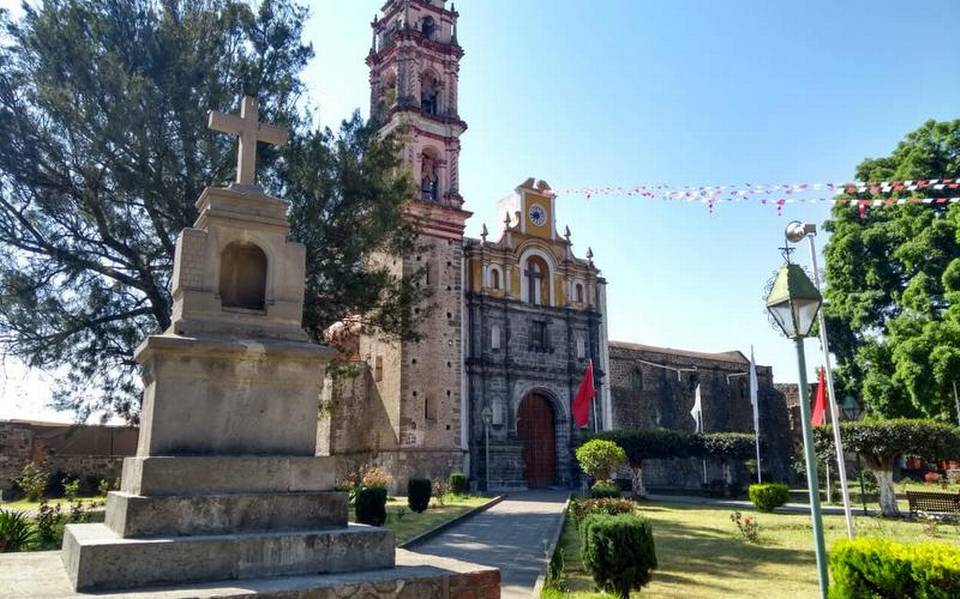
[{"xmin": 208, "ymin": 96, "xmax": 289, "ymax": 187}]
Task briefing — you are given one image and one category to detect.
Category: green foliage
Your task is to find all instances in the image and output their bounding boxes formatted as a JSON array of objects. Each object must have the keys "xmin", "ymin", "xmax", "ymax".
[
  {"xmin": 448, "ymin": 472, "xmax": 469, "ymax": 496},
  {"xmin": 748, "ymin": 483, "xmax": 790, "ymax": 512},
  {"xmin": 822, "ymin": 119, "xmax": 960, "ymax": 419},
  {"xmin": 589, "ymin": 429, "xmax": 696, "ymax": 465},
  {"xmin": 33, "ymin": 500, "xmax": 63, "ymax": 546},
  {"xmin": 730, "ymin": 511, "xmax": 761, "ymax": 543},
  {"xmin": 589, "ymin": 481, "xmax": 622, "ymax": 499},
  {"xmin": 568, "ymin": 498, "xmax": 638, "ymax": 523},
  {"xmin": 62, "ymin": 478, "xmax": 80, "ymax": 502},
  {"xmin": 97, "ymin": 479, "xmax": 113, "ymax": 498},
  {"xmin": 354, "ymin": 486, "xmax": 387, "ymax": 527},
  {"xmin": 829, "ymin": 537, "xmax": 960, "ymax": 599},
  {"xmin": 15, "ymin": 462, "xmax": 47, "ymax": 502},
  {"xmin": 580, "ymin": 513, "xmax": 658, "ymax": 599},
  {"xmin": 0, "ymin": 510, "xmax": 35, "ymax": 552},
  {"xmin": 575, "ymin": 439, "xmax": 626, "ymax": 482},
  {"xmin": 814, "ymin": 420, "xmax": 960, "ymax": 470},
  {"xmin": 0, "ymin": 0, "xmax": 425, "ymax": 420},
  {"xmin": 407, "ymin": 478, "xmax": 432, "ymax": 514},
  {"xmin": 698, "ymin": 433, "xmax": 756, "ymax": 463}
]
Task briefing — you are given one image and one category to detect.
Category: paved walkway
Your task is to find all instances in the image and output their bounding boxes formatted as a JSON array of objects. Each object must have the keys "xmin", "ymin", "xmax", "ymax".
[
  {"xmin": 408, "ymin": 490, "xmax": 568, "ymax": 599},
  {"xmin": 647, "ymin": 493, "xmax": 879, "ymax": 516}
]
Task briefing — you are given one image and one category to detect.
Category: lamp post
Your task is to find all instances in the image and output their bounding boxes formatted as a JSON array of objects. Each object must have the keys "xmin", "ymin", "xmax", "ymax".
[
  {"xmin": 841, "ymin": 395, "xmax": 869, "ymax": 515},
  {"xmin": 766, "ymin": 261, "xmax": 830, "ymax": 599},
  {"xmin": 481, "ymin": 405, "xmax": 493, "ymax": 494},
  {"xmin": 786, "ymin": 221, "xmax": 855, "ymax": 539}
]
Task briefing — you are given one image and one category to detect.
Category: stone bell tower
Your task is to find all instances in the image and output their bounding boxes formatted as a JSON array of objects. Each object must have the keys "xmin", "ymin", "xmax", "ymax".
[{"xmin": 357, "ymin": 0, "xmax": 471, "ymax": 490}]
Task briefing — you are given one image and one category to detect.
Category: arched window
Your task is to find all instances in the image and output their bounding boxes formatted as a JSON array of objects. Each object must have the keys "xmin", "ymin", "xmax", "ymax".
[
  {"xmin": 575, "ymin": 283, "xmax": 584, "ymax": 304},
  {"xmin": 420, "ymin": 148, "xmax": 440, "ymax": 202},
  {"xmin": 219, "ymin": 242, "xmax": 267, "ymax": 310},
  {"xmin": 422, "ymin": 16, "xmax": 436, "ymax": 38},
  {"xmin": 524, "ymin": 255, "xmax": 550, "ymax": 305},
  {"xmin": 489, "ymin": 266, "xmax": 501, "ymax": 290},
  {"xmin": 420, "ymin": 70, "xmax": 441, "ymax": 116},
  {"xmin": 379, "ymin": 70, "xmax": 397, "ymax": 112}
]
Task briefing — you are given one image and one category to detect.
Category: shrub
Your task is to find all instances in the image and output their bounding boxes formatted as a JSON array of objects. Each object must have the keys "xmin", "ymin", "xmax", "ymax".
[
  {"xmin": 355, "ymin": 486, "xmax": 388, "ymax": 526},
  {"xmin": 15, "ymin": 462, "xmax": 48, "ymax": 502},
  {"xmin": 924, "ymin": 471, "xmax": 943, "ymax": 485},
  {"xmin": 730, "ymin": 511, "xmax": 761, "ymax": 543},
  {"xmin": 361, "ymin": 467, "xmax": 392, "ymax": 490},
  {"xmin": 448, "ymin": 472, "xmax": 469, "ymax": 495},
  {"xmin": 33, "ymin": 500, "xmax": 63, "ymax": 546},
  {"xmin": 0, "ymin": 510, "xmax": 35, "ymax": 552},
  {"xmin": 62, "ymin": 478, "xmax": 80, "ymax": 501},
  {"xmin": 581, "ymin": 513, "xmax": 657, "ymax": 599},
  {"xmin": 575, "ymin": 439, "xmax": 626, "ymax": 483},
  {"xmin": 407, "ymin": 478, "xmax": 432, "ymax": 513},
  {"xmin": 590, "ymin": 481, "xmax": 621, "ymax": 499},
  {"xmin": 748, "ymin": 483, "xmax": 790, "ymax": 512},
  {"xmin": 829, "ymin": 538, "xmax": 960, "ymax": 599},
  {"xmin": 569, "ymin": 498, "xmax": 638, "ymax": 523},
  {"xmin": 97, "ymin": 479, "xmax": 113, "ymax": 498},
  {"xmin": 432, "ymin": 479, "xmax": 449, "ymax": 506}
]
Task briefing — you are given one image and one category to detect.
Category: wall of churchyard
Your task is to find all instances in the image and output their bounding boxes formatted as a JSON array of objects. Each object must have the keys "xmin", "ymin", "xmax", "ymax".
[{"xmin": 607, "ymin": 343, "xmax": 793, "ymax": 489}]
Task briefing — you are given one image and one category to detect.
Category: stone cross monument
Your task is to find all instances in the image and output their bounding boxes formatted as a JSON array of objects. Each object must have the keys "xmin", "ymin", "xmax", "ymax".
[{"xmin": 60, "ymin": 96, "xmax": 395, "ymax": 592}]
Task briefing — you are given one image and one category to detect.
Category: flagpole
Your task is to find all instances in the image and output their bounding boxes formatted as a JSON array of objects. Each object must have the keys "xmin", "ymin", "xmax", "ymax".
[
  {"xmin": 801, "ymin": 226, "xmax": 855, "ymax": 539},
  {"xmin": 750, "ymin": 346, "xmax": 762, "ymax": 484}
]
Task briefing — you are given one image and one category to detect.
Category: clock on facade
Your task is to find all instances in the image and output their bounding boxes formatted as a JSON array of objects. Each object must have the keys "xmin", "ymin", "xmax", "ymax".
[{"xmin": 528, "ymin": 203, "xmax": 547, "ymax": 227}]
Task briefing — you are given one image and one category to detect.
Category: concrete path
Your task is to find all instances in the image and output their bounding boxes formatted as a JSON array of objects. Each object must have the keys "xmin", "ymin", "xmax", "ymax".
[
  {"xmin": 408, "ymin": 490, "xmax": 568, "ymax": 599},
  {"xmin": 647, "ymin": 493, "xmax": 879, "ymax": 516}
]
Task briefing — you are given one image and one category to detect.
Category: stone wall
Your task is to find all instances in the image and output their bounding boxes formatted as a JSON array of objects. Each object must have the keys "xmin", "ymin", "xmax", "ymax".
[
  {"xmin": 0, "ymin": 422, "xmax": 33, "ymax": 496},
  {"xmin": 607, "ymin": 343, "xmax": 793, "ymax": 489}
]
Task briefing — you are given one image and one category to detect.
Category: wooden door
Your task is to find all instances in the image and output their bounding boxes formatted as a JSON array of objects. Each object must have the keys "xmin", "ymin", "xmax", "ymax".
[{"xmin": 517, "ymin": 394, "xmax": 556, "ymax": 488}]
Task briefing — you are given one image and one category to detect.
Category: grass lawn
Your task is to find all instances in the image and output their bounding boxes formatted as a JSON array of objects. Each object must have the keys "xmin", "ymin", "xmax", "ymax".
[
  {"xmin": 1, "ymin": 496, "xmax": 105, "ymax": 512},
  {"xmin": 350, "ymin": 494, "xmax": 492, "ymax": 546},
  {"xmin": 544, "ymin": 501, "xmax": 960, "ymax": 599}
]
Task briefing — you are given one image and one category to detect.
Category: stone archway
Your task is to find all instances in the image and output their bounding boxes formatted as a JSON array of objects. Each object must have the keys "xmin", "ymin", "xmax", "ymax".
[{"xmin": 517, "ymin": 393, "xmax": 557, "ymax": 488}]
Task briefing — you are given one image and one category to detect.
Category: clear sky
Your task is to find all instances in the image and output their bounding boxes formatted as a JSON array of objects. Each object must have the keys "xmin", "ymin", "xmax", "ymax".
[{"xmin": 2, "ymin": 0, "xmax": 960, "ymax": 422}]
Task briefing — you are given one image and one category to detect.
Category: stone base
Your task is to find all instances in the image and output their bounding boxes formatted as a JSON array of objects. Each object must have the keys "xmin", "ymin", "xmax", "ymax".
[
  {"xmin": 2, "ymin": 550, "xmax": 499, "ymax": 599},
  {"xmin": 62, "ymin": 522, "xmax": 395, "ymax": 592}
]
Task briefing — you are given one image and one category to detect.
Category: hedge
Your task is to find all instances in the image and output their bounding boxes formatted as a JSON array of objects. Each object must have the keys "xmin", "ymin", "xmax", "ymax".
[
  {"xmin": 581, "ymin": 513, "xmax": 658, "ymax": 599},
  {"xmin": 355, "ymin": 486, "xmax": 387, "ymax": 527},
  {"xmin": 407, "ymin": 478, "xmax": 432, "ymax": 513},
  {"xmin": 748, "ymin": 483, "xmax": 790, "ymax": 512},
  {"xmin": 448, "ymin": 472, "xmax": 469, "ymax": 495},
  {"xmin": 830, "ymin": 537, "xmax": 960, "ymax": 599},
  {"xmin": 590, "ymin": 481, "xmax": 622, "ymax": 499}
]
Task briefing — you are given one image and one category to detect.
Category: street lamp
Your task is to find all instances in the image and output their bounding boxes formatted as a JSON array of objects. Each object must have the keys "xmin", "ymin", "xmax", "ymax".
[
  {"xmin": 766, "ymin": 261, "xmax": 830, "ymax": 599},
  {"xmin": 480, "ymin": 405, "xmax": 493, "ymax": 494},
  {"xmin": 786, "ymin": 221, "xmax": 856, "ymax": 540}
]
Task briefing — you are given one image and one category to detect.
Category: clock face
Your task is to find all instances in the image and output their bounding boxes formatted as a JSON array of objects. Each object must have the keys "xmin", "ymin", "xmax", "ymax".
[{"xmin": 529, "ymin": 203, "xmax": 547, "ymax": 227}]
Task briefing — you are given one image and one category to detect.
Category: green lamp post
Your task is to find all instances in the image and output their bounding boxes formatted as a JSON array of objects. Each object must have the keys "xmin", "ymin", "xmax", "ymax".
[{"xmin": 766, "ymin": 262, "xmax": 829, "ymax": 599}]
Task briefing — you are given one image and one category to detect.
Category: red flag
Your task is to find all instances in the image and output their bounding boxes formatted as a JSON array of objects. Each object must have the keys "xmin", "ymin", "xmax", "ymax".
[
  {"xmin": 811, "ymin": 368, "xmax": 827, "ymax": 427},
  {"xmin": 573, "ymin": 360, "xmax": 595, "ymax": 429}
]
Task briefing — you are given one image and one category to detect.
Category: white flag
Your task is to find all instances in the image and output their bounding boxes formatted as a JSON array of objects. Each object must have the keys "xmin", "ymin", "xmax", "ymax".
[
  {"xmin": 690, "ymin": 384, "xmax": 703, "ymax": 433},
  {"xmin": 749, "ymin": 346, "xmax": 762, "ymax": 483}
]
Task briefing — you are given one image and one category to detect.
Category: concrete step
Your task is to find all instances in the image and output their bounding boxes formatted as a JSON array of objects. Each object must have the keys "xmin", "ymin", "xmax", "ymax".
[
  {"xmin": 62, "ymin": 522, "xmax": 394, "ymax": 592},
  {"xmin": 105, "ymin": 491, "xmax": 348, "ymax": 537}
]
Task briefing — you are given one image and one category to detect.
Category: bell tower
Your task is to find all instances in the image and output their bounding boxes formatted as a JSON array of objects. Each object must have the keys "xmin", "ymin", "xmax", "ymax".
[{"xmin": 358, "ymin": 0, "xmax": 471, "ymax": 490}]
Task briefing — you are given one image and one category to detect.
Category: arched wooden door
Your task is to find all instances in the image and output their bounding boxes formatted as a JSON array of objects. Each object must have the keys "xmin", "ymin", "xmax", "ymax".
[{"xmin": 517, "ymin": 393, "xmax": 556, "ymax": 488}]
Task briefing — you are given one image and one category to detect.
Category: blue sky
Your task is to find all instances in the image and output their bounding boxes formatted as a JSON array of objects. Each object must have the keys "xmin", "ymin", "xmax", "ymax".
[{"xmin": 2, "ymin": 0, "xmax": 960, "ymax": 421}]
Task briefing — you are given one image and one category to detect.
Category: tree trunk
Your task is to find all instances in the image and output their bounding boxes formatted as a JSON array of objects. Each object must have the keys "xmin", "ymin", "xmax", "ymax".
[
  {"xmin": 630, "ymin": 464, "xmax": 646, "ymax": 498},
  {"xmin": 874, "ymin": 469, "xmax": 899, "ymax": 517}
]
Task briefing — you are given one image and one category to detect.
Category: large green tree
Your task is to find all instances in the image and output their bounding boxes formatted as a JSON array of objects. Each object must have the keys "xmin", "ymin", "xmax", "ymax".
[
  {"xmin": 823, "ymin": 119, "xmax": 960, "ymax": 419},
  {"xmin": 0, "ymin": 0, "xmax": 425, "ymax": 421}
]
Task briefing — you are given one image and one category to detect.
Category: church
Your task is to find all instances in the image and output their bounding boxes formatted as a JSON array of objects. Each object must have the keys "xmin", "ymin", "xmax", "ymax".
[{"xmin": 316, "ymin": 0, "xmax": 792, "ymax": 493}]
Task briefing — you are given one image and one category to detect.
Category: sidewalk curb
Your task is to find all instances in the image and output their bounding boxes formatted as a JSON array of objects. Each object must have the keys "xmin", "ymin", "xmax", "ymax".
[
  {"xmin": 531, "ymin": 493, "xmax": 571, "ymax": 598},
  {"xmin": 399, "ymin": 495, "xmax": 505, "ymax": 549}
]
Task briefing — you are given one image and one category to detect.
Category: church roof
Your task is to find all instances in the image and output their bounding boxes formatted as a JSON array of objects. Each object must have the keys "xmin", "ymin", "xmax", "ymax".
[{"xmin": 608, "ymin": 341, "xmax": 749, "ymax": 364}]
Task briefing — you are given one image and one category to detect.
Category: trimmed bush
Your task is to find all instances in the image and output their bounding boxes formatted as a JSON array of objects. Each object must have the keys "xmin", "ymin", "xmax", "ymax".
[
  {"xmin": 748, "ymin": 483, "xmax": 790, "ymax": 512},
  {"xmin": 448, "ymin": 472, "xmax": 469, "ymax": 495},
  {"xmin": 575, "ymin": 439, "xmax": 626, "ymax": 482},
  {"xmin": 355, "ymin": 486, "xmax": 387, "ymax": 526},
  {"xmin": 830, "ymin": 537, "xmax": 960, "ymax": 599},
  {"xmin": 581, "ymin": 513, "xmax": 658, "ymax": 599},
  {"xmin": 407, "ymin": 478, "xmax": 432, "ymax": 513},
  {"xmin": 569, "ymin": 498, "xmax": 638, "ymax": 523},
  {"xmin": 590, "ymin": 481, "xmax": 622, "ymax": 499}
]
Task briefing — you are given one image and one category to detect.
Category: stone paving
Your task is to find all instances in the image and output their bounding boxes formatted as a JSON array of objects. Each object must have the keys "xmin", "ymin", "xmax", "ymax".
[{"xmin": 408, "ymin": 490, "xmax": 569, "ymax": 599}]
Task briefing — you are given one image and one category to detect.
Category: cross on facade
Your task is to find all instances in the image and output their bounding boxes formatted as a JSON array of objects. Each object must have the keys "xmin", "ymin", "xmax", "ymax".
[{"xmin": 208, "ymin": 96, "xmax": 289, "ymax": 187}]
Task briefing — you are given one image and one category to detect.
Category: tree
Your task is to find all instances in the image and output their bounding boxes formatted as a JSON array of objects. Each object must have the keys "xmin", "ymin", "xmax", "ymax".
[
  {"xmin": 575, "ymin": 439, "xmax": 626, "ymax": 483},
  {"xmin": 822, "ymin": 119, "xmax": 960, "ymax": 419},
  {"xmin": 815, "ymin": 420, "xmax": 960, "ymax": 517},
  {"xmin": 0, "ymin": 0, "xmax": 425, "ymax": 421},
  {"xmin": 591, "ymin": 429, "xmax": 695, "ymax": 498}
]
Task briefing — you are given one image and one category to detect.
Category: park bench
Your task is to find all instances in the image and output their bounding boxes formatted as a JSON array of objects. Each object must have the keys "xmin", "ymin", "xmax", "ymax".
[{"xmin": 906, "ymin": 490, "xmax": 960, "ymax": 517}]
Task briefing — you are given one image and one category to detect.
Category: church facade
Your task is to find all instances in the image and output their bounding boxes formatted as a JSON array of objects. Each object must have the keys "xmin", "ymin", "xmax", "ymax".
[{"xmin": 318, "ymin": 0, "xmax": 790, "ymax": 493}]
